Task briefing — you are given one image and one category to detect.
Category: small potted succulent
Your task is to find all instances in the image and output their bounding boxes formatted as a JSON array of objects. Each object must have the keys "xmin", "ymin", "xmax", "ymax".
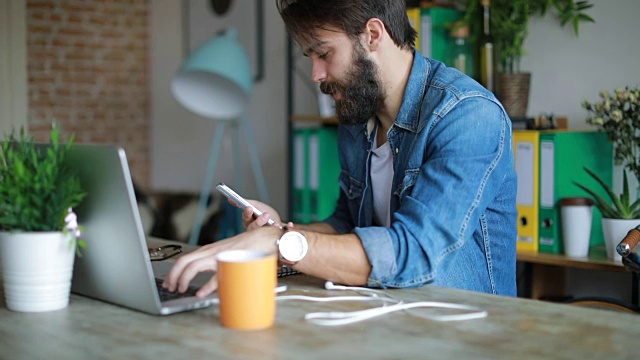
[
  {"xmin": 581, "ymin": 86, "xmax": 640, "ymax": 261},
  {"xmin": 0, "ymin": 123, "xmax": 86, "ymax": 312},
  {"xmin": 574, "ymin": 168, "xmax": 640, "ymax": 220},
  {"xmin": 574, "ymin": 167, "xmax": 640, "ymax": 262}
]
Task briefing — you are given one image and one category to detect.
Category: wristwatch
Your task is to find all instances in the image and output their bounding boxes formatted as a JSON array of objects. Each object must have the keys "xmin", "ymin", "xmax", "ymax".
[{"xmin": 277, "ymin": 231, "xmax": 308, "ymax": 265}]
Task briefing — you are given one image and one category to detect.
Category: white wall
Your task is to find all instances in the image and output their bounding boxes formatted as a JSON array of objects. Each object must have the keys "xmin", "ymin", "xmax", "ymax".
[
  {"xmin": 150, "ymin": 0, "xmax": 288, "ymax": 213},
  {"xmin": 0, "ymin": 0, "xmax": 27, "ymax": 138},
  {"xmin": 523, "ymin": 0, "xmax": 640, "ymax": 129}
]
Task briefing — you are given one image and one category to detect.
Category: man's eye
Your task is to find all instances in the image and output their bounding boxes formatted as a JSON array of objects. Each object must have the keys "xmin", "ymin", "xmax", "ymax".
[{"xmin": 319, "ymin": 52, "xmax": 329, "ymax": 60}]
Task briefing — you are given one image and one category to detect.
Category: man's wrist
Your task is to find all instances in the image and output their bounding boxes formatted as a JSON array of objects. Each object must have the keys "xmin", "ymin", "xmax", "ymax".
[{"xmin": 277, "ymin": 228, "xmax": 308, "ymax": 266}]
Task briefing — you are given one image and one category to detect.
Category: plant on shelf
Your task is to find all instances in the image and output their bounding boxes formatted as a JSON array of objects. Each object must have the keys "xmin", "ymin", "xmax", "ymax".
[
  {"xmin": 574, "ymin": 166, "xmax": 640, "ymax": 261},
  {"xmin": 455, "ymin": 0, "xmax": 595, "ymax": 117},
  {"xmin": 457, "ymin": 0, "xmax": 595, "ymax": 73},
  {"xmin": 582, "ymin": 86, "xmax": 640, "ymax": 186},
  {"xmin": 574, "ymin": 167, "xmax": 640, "ymax": 220},
  {"xmin": 459, "ymin": 0, "xmax": 595, "ymax": 73},
  {"xmin": 0, "ymin": 123, "xmax": 87, "ymax": 313}
]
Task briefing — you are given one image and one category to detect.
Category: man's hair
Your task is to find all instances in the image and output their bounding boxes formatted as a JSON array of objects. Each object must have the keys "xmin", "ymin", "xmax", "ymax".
[{"xmin": 276, "ymin": 0, "xmax": 417, "ymax": 50}]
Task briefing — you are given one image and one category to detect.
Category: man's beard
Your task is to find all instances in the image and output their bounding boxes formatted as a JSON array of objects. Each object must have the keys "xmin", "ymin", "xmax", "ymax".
[{"xmin": 319, "ymin": 49, "xmax": 384, "ymax": 126}]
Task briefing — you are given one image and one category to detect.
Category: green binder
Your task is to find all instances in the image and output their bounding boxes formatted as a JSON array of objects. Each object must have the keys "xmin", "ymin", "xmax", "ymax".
[
  {"xmin": 538, "ymin": 131, "xmax": 613, "ymax": 254},
  {"xmin": 291, "ymin": 126, "xmax": 341, "ymax": 224},
  {"xmin": 292, "ymin": 127, "xmax": 312, "ymax": 224},
  {"xmin": 309, "ymin": 127, "xmax": 341, "ymax": 222},
  {"xmin": 419, "ymin": 7, "xmax": 463, "ymax": 67}
]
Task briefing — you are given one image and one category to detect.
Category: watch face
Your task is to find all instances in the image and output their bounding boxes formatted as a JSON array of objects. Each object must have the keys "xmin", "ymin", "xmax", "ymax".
[{"xmin": 279, "ymin": 232, "xmax": 308, "ymax": 262}]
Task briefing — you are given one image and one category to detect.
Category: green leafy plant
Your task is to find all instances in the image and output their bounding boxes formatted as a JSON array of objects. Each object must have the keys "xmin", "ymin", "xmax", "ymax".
[
  {"xmin": 457, "ymin": 0, "xmax": 595, "ymax": 73},
  {"xmin": 582, "ymin": 87, "xmax": 640, "ymax": 183},
  {"xmin": 0, "ymin": 123, "xmax": 87, "ymax": 254},
  {"xmin": 573, "ymin": 167, "xmax": 640, "ymax": 219}
]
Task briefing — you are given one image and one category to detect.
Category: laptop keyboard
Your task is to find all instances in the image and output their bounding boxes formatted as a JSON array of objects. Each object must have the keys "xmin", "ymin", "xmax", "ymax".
[
  {"xmin": 155, "ymin": 278, "xmax": 198, "ymax": 301},
  {"xmin": 155, "ymin": 266, "xmax": 299, "ymax": 301},
  {"xmin": 278, "ymin": 265, "xmax": 299, "ymax": 277}
]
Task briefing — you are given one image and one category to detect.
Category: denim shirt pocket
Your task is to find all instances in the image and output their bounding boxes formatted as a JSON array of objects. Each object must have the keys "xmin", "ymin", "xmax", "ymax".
[
  {"xmin": 338, "ymin": 171, "xmax": 365, "ymax": 222},
  {"xmin": 394, "ymin": 168, "xmax": 420, "ymax": 203}
]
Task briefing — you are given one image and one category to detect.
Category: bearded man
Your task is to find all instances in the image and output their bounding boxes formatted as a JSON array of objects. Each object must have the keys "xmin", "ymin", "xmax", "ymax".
[{"xmin": 164, "ymin": 0, "xmax": 518, "ymax": 296}]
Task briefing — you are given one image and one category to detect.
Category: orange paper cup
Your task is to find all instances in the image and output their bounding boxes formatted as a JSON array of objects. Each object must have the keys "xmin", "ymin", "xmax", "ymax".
[{"xmin": 216, "ymin": 250, "xmax": 277, "ymax": 330}]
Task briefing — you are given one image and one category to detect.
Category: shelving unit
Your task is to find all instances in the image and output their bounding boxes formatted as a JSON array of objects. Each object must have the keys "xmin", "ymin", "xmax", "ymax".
[
  {"xmin": 290, "ymin": 115, "xmax": 338, "ymax": 125},
  {"xmin": 285, "ymin": 28, "xmax": 346, "ymax": 221}
]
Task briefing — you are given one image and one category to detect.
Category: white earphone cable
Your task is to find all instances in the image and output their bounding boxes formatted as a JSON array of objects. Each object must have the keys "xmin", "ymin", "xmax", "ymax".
[
  {"xmin": 275, "ymin": 281, "xmax": 488, "ymax": 326},
  {"xmin": 303, "ymin": 301, "xmax": 488, "ymax": 326},
  {"xmin": 323, "ymin": 281, "xmax": 385, "ymax": 294},
  {"xmin": 276, "ymin": 295, "xmax": 396, "ymax": 303}
]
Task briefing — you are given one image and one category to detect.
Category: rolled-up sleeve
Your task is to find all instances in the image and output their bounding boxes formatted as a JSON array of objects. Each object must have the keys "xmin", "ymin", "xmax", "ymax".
[{"xmin": 353, "ymin": 226, "xmax": 398, "ymax": 287}]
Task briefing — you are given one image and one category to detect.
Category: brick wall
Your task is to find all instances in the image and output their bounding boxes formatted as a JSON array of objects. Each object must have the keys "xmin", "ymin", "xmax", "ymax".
[{"xmin": 26, "ymin": 0, "xmax": 150, "ymax": 187}]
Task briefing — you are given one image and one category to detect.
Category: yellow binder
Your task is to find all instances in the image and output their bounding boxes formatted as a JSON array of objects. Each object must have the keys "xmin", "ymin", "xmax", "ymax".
[
  {"xmin": 513, "ymin": 130, "xmax": 540, "ymax": 253},
  {"xmin": 407, "ymin": 7, "xmax": 421, "ymax": 52}
]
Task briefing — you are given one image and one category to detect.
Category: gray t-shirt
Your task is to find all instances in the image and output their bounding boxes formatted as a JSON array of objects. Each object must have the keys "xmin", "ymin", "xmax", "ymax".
[{"xmin": 371, "ymin": 134, "xmax": 394, "ymax": 227}]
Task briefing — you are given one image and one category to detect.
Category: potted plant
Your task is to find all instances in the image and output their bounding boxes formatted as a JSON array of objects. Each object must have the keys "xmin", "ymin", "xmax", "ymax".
[
  {"xmin": 456, "ymin": 0, "xmax": 595, "ymax": 117},
  {"xmin": 0, "ymin": 123, "xmax": 86, "ymax": 312},
  {"xmin": 579, "ymin": 86, "xmax": 640, "ymax": 261},
  {"xmin": 583, "ymin": 87, "xmax": 640, "ymax": 186},
  {"xmin": 574, "ymin": 167, "xmax": 640, "ymax": 262}
]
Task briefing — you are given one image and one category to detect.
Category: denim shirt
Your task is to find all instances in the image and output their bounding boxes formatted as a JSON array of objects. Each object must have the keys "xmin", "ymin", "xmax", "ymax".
[{"xmin": 324, "ymin": 51, "xmax": 518, "ymax": 296}]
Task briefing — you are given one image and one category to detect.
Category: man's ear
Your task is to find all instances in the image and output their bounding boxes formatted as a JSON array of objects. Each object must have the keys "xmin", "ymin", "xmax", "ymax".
[{"xmin": 363, "ymin": 18, "xmax": 385, "ymax": 51}]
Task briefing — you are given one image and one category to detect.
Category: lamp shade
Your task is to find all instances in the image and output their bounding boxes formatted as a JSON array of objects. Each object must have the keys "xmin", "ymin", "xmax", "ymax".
[{"xmin": 171, "ymin": 28, "xmax": 253, "ymax": 120}]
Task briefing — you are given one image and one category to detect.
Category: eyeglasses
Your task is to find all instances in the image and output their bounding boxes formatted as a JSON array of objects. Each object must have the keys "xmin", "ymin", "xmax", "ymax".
[{"xmin": 148, "ymin": 245, "xmax": 182, "ymax": 261}]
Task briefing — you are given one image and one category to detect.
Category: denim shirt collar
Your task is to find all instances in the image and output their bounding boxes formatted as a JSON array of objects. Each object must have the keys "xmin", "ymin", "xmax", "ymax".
[{"xmin": 394, "ymin": 49, "xmax": 429, "ymax": 133}]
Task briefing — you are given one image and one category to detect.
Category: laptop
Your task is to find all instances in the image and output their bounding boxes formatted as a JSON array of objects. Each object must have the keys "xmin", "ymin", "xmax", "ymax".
[{"xmin": 67, "ymin": 144, "xmax": 219, "ymax": 315}]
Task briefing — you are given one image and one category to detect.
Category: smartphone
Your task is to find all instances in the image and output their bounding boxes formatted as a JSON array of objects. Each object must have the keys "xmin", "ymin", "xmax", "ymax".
[{"xmin": 216, "ymin": 183, "xmax": 276, "ymax": 226}]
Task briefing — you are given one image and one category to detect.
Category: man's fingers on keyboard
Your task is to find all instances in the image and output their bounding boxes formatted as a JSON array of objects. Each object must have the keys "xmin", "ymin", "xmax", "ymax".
[
  {"xmin": 178, "ymin": 256, "xmax": 217, "ymax": 293},
  {"xmin": 196, "ymin": 278, "xmax": 218, "ymax": 298},
  {"xmin": 164, "ymin": 243, "xmax": 220, "ymax": 291},
  {"xmin": 163, "ymin": 255, "xmax": 191, "ymax": 291}
]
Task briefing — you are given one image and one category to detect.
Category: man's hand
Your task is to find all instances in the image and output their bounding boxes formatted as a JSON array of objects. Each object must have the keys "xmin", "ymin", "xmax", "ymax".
[
  {"xmin": 239, "ymin": 200, "xmax": 283, "ymax": 230},
  {"xmin": 162, "ymin": 225, "xmax": 283, "ymax": 298}
]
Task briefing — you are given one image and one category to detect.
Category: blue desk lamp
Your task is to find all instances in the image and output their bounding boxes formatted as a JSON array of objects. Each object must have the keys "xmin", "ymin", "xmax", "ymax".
[{"xmin": 171, "ymin": 28, "xmax": 269, "ymax": 245}]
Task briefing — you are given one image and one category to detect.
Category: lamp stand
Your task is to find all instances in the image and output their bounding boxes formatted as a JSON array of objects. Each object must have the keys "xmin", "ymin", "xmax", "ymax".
[{"xmin": 188, "ymin": 115, "xmax": 270, "ymax": 245}]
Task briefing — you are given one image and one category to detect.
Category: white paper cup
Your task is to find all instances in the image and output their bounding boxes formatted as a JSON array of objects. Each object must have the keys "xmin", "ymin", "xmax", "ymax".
[{"xmin": 560, "ymin": 197, "xmax": 594, "ymax": 258}]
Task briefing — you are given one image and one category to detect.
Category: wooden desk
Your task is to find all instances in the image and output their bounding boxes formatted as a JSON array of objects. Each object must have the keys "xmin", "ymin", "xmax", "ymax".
[
  {"xmin": 2, "ymin": 254, "xmax": 640, "ymax": 358},
  {"xmin": 517, "ymin": 245, "xmax": 638, "ymax": 305},
  {"xmin": 517, "ymin": 245, "xmax": 624, "ymax": 273}
]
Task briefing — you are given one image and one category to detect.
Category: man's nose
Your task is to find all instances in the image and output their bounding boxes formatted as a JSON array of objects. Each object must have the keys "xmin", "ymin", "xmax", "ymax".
[{"xmin": 311, "ymin": 59, "xmax": 327, "ymax": 83}]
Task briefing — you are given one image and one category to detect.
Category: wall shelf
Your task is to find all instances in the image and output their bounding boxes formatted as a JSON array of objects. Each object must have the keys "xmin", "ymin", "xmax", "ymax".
[{"xmin": 290, "ymin": 115, "xmax": 338, "ymax": 125}]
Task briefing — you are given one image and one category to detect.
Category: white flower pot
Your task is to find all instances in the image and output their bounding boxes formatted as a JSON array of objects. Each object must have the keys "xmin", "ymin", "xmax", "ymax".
[
  {"xmin": 601, "ymin": 218, "xmax": 640, "ymax": 263},
  {"xmin": 0, "ymin": 231, "xmax": 75, "ymax": 312}
]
